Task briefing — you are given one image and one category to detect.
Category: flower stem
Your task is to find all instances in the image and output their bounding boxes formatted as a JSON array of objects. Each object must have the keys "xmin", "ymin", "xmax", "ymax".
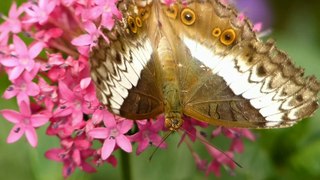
[{"xmin": 120, "ymin": 150, "xmax": 132, "ymax": 180}]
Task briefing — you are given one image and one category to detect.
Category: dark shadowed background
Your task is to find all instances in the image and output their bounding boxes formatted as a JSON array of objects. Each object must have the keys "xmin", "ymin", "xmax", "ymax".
[{"xmin": 1, "ymin": 0, "xmax": 320, "ymax": 179}]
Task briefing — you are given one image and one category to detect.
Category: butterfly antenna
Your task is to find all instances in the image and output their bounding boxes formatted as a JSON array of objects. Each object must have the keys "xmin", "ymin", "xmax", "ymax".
[
  {"xmin": 182, "ymin": 127, "xmax": 242, "ymax": 168},
  {"xmin": 149, "ymin": 130, "xmax": 174, "ymax": 161}
]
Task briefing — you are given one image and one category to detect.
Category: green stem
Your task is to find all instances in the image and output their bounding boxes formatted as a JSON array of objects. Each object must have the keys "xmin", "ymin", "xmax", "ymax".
[{"xmin": 120, "ymin": 150, "xmax": 132, "ymax": 180}]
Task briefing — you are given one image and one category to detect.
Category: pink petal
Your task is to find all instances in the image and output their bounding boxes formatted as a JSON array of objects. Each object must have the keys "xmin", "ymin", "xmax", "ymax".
[
  {"xmin": 71, "ymin": 34, "xmax": 92, "ymax": 46},
  {"xmin": 13, "ymin": 35, "xmax": 28, "ymax": 56},
  {"xmin": 29, "ymin": 42, "xmax": 43, "ymax": 58},
  {"xmin": 3, "ymin": 86, "xmax": 18, "ymax": 99},
  {"xmin": 31, "ymin": 114, "xmax": 49, "ymax": 127},
  {"xmin": 82, "ymin": 162, "xmax": 96, "ymax": 173},
  {"xmin": 83, "ymin": 21, "xmax": 97, "ymax": 34},
  {"xmin": 253, "ymin": 22, "xmax": 263, "ymax": 32},
  {"xmin": 136, "ymin": 139, "xmax": 149, "ymax": 155},
  {"xmin": 72, "ymin": 110, "xmax": 83, "ymax": 126},
  {"xmin": 44, "ymin": 0, "xmax": 56, "ymax": 14},
  {"xmin": 118, "ymin": 120, "xmax": 133, "ymax": 134},
  {"xmin": 53, "ymin": 106, "xmax": 73, "ymax": 118},
  {"xmin": 103, "ymin": 112, "xmax": 116, "ymax": 127},
  {"xmin": 63, "ymin": 162, "xmax": 75, "ymax": 178},
  {"xmin": 9, "ymin": 3, "xmax": 18, "ymax": 17},
  {"xmin": 72, "ymin": 149, "xmax": 81, "ymax": 166},
  {"xmin": 23, "ymin": 63, "xmax": 40, "ymax": 81},
  {"xmin": 230, "ymin": 138, "xmax": 244, "ymax": 153},
  {"xmin": 16, "ymin": 93, "xmax": 30, "ymax": 107},
  {"xmin": 26, "ymin": 82, "xmax": 40, "ymax": 96},
  {"xmin": 25, "ymin": 126, "xmax": 38, "ymax": 147},
  {"xmin": 150, "ymin": 134, "xmax": 166, "ymax": 148},
  {"xmin": 80, "ymin": 77, "xmax": 91, "ymax": 89},
  {"xmin": 116, "ymin": 134, "xmax": 132, "ymax": 153},
  {"xmin": 207, "ymin": 161, "xmax": 221, "ymax": 177},
  {"xmin": 18, "ymin": 100, "xmax": 31, "ymax": 116},
  {"xmin": 0, "ymin": 57, "xmax": 19, "ymax": 67},
  {"xmin": 106, "ymin": 155, "xmax": 117, "ymax": 167},
  {"xmin": 74, "ymin": 139, "xmax": 91, "ymax": 149},
  {"xmin": 101, "ymin": 138, "xmax": 116, "ymax": 160},
  {"xmin": 7, "ymin": 124, "xmax": 24, "ymax": 143},
  {"xmin": 9, "ymin": 66, "xmax": 24, "ymax": 80},
  {"xmin": 45, "ymin": 148, "xmax": 64, "ymax": 162},
  {"xmin": 24, "ymin": 59, "xmax": 35, "ymax": 72},
  {"xmin": 58, "ymin": 81, "xmax": 75, "ymax": 101},
  {"xmin": 0, "ymin": 109, "xmax": 23, "ymax": 123},
  {"xmin": 88, "ymin": 128, "xmax": 109, "ymax": 139}
]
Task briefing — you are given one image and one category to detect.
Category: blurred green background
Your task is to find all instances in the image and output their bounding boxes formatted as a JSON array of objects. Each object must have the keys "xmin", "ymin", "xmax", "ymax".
[{"xmin": 1, "ymin": 0, "xmax": 320, "ymax": 180}]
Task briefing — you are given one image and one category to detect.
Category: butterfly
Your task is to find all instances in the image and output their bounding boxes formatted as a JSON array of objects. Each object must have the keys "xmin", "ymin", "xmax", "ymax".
[{"xmin": 89, "ymin": 0, "xmax": 320, "ymax": 130}]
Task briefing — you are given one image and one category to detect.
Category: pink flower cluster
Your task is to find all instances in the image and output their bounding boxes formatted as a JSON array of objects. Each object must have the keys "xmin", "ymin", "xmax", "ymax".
[{"xmin": 0, "ymin": 0, "xmax": 257, "ymax": 178}]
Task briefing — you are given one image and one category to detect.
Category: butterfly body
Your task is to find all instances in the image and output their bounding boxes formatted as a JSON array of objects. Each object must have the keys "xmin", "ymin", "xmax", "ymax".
[{"xmin": 90, "ymin": 0, "xmax": 320, "ymax": 129}]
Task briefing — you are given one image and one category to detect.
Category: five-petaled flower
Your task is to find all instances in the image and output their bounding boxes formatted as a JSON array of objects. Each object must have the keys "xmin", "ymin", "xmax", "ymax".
[
  {"xmin": 0, "ymin": 35, "xmax": 43, "ymax": 80},
  {"xmin": 0, "ymin": 101, "xmax": 51, "ymax": 147},
  {"xmin": 88, "ymin": 116, "xmax": 133, "ymax": 160}
]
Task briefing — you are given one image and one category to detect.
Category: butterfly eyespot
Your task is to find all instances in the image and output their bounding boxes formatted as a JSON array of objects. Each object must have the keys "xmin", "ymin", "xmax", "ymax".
[
  {"xmin": 135, "ymin": 17, "xmax": 143, "ymax": 27},
  {"xmin": 180, "ymin": 8, "xmax": 196, "ymax": 26},
  {"xmin": 139, "ymin": 8, "xmax": 150, "ymax": 20},
  {"xmin": 165, "ymin": 4, "xmax": 179, "ymax": 19},
  {"xmin": 127, "ymin": 16, "xmax": 137, "ymax": 33},
  {"xmin": 212, "ymin": 28, "xmax": 221, "ymax": 37},
  {"xmin": 220, "ymin": 28, "xmax": 236, "ymax": 46}
]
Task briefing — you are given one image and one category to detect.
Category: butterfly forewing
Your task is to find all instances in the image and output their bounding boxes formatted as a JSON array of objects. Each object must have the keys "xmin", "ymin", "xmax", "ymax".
[{"xmin": 90, "ymin": 1, "xmax": 164, "ymax": 119}]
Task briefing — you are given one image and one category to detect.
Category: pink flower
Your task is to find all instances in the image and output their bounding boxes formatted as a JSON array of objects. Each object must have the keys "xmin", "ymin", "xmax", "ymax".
[
  {"xmin": 129, "ymin": 119, "xmax": 167, "ymax": 155},
  {"xmin": 3, "ymin": 64, "xmax": 40, "ymax": 105},
  {"xmin": 54, "ymin": 80, "xmax": 93, "ymax": 126},
  {"xmin": 45, "ymin": 136, "xmax": 96, "ymax": 177},
  {"xmin": 0, "ymin": 3, "xmax": 23, "ymax": 41},
  {"xmin": 89, "ymin": 118, "xmax": 133, "ymax": 160},
  {"xmin": 0, "ymin": 36, "xmax": 43, "ymax": 80},
  {"xmin": 24, "ymin": 0, "xmax": 56, "ymax": 25},
  {"xmin": 72, "ymin": 22, "xmax": 108, "ymax": 56},
  {"xmin": 206, "ymin": 146, "xmax": 236, "ymax": 177},
  {"xmin": 0, "ymin": 101, "xmax": 50, "ymax": 147},
  {"xmin": 86, "ymin": 0, "xmax": 121, "ymax": 30}
]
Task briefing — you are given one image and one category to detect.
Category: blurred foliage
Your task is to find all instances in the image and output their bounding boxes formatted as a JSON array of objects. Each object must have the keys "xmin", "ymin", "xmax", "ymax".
[{"xmin": 0, "ymin": 0, "xmax": 320, "ymax": 180}]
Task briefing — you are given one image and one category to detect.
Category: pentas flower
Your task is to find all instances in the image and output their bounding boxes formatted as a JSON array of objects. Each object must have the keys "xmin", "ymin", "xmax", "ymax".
[
  {"xmin": 45, "ymin": 135, "xmax": 96, "ymax": 177},
  {"xmin": 3, "ymin": 63, "xmax": 40, "ymax": 105},
  {"xmin": 86, "ymin": 0, "xmax": 122, "ymax": 30},
  {"xmin": 0, "ymin": 101, "xmax": 50, "ymax": 147},
  {"xmin": 0, "ymin": 3, "xmax": 23, "ymax": 41},
  {"xmin": 88, "ymin": 117, "xmax": 133, "ymax": 160},
  {"xmin": 0, "ymin": 0, "xmax": 268, "ymax": 178},
  {"xmin": 24, "ymin": 0, "xmax": 57, "ymax": 25},
  {"xmin": 129, "ymin": 118, "xmax": 167, "ymax": 155},
  {"xmin": 0, "ymin": 35, "xmax": 43, "ymax": 80}
]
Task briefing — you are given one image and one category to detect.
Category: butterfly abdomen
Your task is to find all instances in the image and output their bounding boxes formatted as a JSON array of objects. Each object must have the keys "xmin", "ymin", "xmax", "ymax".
[{"xmin": 157, "ymin": 36, "xmax": 183, "ymax": 131}]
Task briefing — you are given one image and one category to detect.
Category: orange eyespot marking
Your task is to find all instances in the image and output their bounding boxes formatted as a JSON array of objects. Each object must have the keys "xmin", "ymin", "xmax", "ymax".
[
  {"xmin": 165, "ymin": 4, "xmax": 179, "ymax": 19},
  {"xmin": 180, "ymin": 8, "xmax": 196, "ymax": 26},
  {"xmin": 212, "ymin": 28, "xmax": 221, "ymax": 37},
  {"xmin": 139, "ymin": 7, "xmax": 150, "ymax": 20},
  {"xmin": 127, "ymin": 16, "xmax": 137, "ymax": 33},
  {"xmin": 220, "ymin": 28, "xmax": 236, "ymax": 46},
  {"xmin": 135, "ymin": 17, "xmax": 142, "ymax": 27}
]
